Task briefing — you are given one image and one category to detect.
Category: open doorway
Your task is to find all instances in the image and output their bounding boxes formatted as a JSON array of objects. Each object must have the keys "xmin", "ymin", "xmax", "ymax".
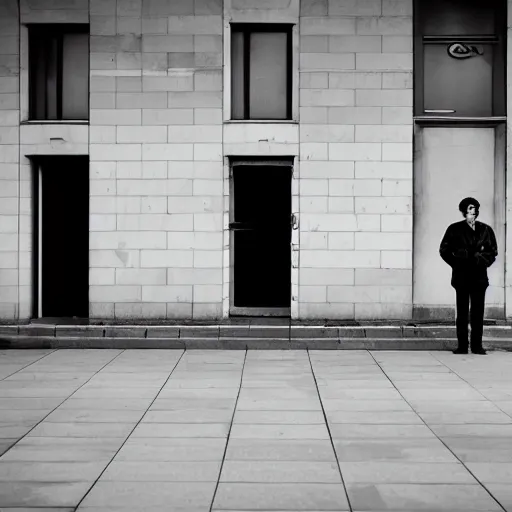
[
  {"xmin": 229, "ymin": 159, "xmax": 292, "ymax": 317},
  {"xmin": 34, "ymin": 156, "xmax": 89, "ymax": 319}
]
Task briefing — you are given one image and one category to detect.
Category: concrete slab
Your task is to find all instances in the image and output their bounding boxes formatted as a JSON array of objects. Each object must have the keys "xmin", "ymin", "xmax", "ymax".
[{"xmin": 1, "ymin": 349, "xmax": 512, "ymax": 510}]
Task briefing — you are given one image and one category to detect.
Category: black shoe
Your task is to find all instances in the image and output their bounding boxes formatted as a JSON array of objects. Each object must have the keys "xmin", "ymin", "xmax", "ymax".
[
  {"xmin": 452, "ymin": 348, "xmax": 469, "ymax": 354},
  {"xmin": 472, "ymin": 348, "xmax": 487, "ymax": 355}
]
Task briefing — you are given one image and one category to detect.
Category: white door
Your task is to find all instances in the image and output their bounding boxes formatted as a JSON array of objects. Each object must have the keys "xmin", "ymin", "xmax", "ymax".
[{"xmin": 413, "ymin": 127, "xmax": 504, "ymax": 316}]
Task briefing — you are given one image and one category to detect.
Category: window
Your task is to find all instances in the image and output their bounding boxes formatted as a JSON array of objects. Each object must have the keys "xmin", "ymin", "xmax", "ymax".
[
  {"xmin": 29, "ymin": 24, "xmax": 89, "ymax": 121},
  {"xmin": 414, "ymin": 0, "xmax": 506, "ymax": 118},
  {"xmin": 231, "ymin": 24, "xmax": 292, "ymax": 120}
]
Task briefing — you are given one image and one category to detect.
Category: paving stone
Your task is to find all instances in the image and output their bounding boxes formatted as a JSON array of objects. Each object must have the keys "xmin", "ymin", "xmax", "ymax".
[
  {"xmin": 0, "ymin": 387, "xmax": 78, "ymax": 399},
  {"xmin": 132, "ymin": 423, "xmax": 230, "ymax": 438},
  {"xmin": 150, "ymin": 398, "xmax": 236, "ymax": 410},
  {"xmin": 225, "ymin": 439, "xmax": 336, "ymax": 461},
  {"xmin": 440, "ymin": 437, "xmax": 512, "ymax": 462},
  {"xmin": 346, "ymin": 483, "xmax": 501, "ymax": 511},
  {"xmin": 0, "ymin": 399, "xmax": 63, "ymax": 410},
  {"xmin": 316, "ymin": 379, "xmax": 394, "ymax": 389},
  {"xmin": 333, "ymin": 438, "xmax": 457, "ymax": 462},
  {"xmin": 239, "ymin": 388, "xmax": 319, "ymax": 400},
  {"xmin": 0, "ymin": 437, "xmax": 124, "ymax": 462},
  {"xmin": 429, "ymin": 424, "xmax": 512, "ymax": 437},
  {"xmin": 230, "ymin": 424, "xmax": 330, "ymax": 440},
  {"xmin": 400, "ymin": 389, "xmax": 486, "ymax": 401},
  {"xmin": 213, "ymin": 482, "xmax": 349, "ymax": 511},
  {"xmin": 322, "ymin": 399, "xmax": 413, "ymax": 412},
  {"xmin": 44, "ymin": 410, "xmax": 145, "ymax": 424},
  {"xmin": 419, "ymin": 412, "xmax": 512, "ymax": 424},
  {"xmin": 466, "ymin": 462, "xmax": 512, "ymax": 483},
  {"xmin": 236, "ymin": 399, "xmax": 322, "ymax": 411},
  {"xmin": 326, "ymin": 411, "xmax": 423, "ymax": 424},
  {"xmin": 0, "ymin": 482, "xmax": 91, "ymax": 508},
  {"xmin": 0, "ymin": 439, "xmax": 17, "ymax": 456},
  {"xmin": 338, "ymin": 461, "xmax": 476, "ymax": 484},
  {"xmin": 27, "ymin": 423, "xmax": 135, "ymax": 438},
  {"xmin": 220, "ymin": 461, "xmax": 341, "ymax": 483},
  {"xmin": 116, "ymin": 438, "xmax": 226, "ymax": 461},
  {"xmin": 409, "ymin": 400, "xmax": 500, "ymax": 413},
  {"xmin": 0, "ymin": 462, "xmax": 106, "ymax": 482},
  {"xmin": 101, "ymin": 461, "xmax": 222, "ymax": 481},
  {"xmin": 57, "ymin": 399, "xmax": 152, "ymax": 411},
  {"xmin": 0, "ymin": 423, "xmax": 34, "ymax": 438},
  {"xmin": 329, "ymin": 424, "xmax": 436, "ymax": 438},
  {"xmin": 142, "ymin": 409, "xmax": 233, "ymax": 423},
  {"xmin": 233, "ymin": 411, "xmax": 325, "ymax": 425},
  {"xmin": 71, "ymin": 388, "xmax": 159, "ymax": 399},
  {"xmin": 317, "ymin": 388, "xmax": 402, "ymax": 400},
  {"xmin": 484, "ymin": 484, "xmax": 512, "ymax": 510},
  {"xmin": 157, "ymin": 388, "xmax": 238, "ymax": 399},
  {"xmin": 162, "ymin": 378, "xmax": 241, "ymax": 389},
  {"xmin": 80, "ymin": 482, "xmax": 217, "ymax": 508}
]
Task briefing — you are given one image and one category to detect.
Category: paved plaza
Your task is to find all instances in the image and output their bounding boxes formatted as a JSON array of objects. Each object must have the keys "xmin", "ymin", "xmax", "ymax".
[{"xmin": 0, "ymin": 348, "xmax": 511, "ymax": 511}]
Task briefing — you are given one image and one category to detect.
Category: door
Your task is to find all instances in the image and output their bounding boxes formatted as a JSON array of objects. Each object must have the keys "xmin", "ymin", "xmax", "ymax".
[
  {"xmin": 230, "ymin": 162, "xmax": 292, "ymax": 316},
  {"xmin": 37, "ymin": 156, "xmax": 89, "ymax": 318},
  {"xmin": 413, "ymin": 127, "xmax": 504, "ymax": 319}
]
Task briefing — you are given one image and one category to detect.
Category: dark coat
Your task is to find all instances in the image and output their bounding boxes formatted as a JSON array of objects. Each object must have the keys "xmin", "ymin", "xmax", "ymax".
[{"xmin": 439, "ymin": 220, "xmax": 498, "ymax": 288}]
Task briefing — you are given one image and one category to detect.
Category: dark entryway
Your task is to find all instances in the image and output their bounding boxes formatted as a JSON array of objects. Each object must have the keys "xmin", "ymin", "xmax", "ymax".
[
  {"xmin": 35, "ymin": 156, "xmax": 89, "ymax": 318},
  {"xmin": 229, "ymin": 160, "xmax": 292, "ymax": 316}
]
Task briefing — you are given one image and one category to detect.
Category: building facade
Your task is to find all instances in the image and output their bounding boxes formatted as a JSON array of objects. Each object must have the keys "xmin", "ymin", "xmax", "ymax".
[{"xmin": 0, "ymin": 0, "xmax": 510, "ymax": 322}]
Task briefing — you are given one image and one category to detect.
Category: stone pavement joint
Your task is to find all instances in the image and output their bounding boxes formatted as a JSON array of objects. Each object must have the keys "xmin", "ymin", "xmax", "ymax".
[{"xmin": 0, "ymin": 349, "xmax": 512, "ymax": 511}]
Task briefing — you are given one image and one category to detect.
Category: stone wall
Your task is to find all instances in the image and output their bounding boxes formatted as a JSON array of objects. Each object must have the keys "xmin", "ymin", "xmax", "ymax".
[
  {"xmin": 298, "ymin": 0, "xmax": 414, "ymax": 319},
  {"xmin": 89, "ymin": 0, "xmax": 224, "ymax": 320},
  {"xmin": 0, "ymin": 0, "xmax": 20, "ymax": 320}
]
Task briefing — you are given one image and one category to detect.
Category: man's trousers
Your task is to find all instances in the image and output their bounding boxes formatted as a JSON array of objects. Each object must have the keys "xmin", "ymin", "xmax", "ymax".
[{"xmin": 455, "ymin": 285, "xmax": 487, "ymax": 351}]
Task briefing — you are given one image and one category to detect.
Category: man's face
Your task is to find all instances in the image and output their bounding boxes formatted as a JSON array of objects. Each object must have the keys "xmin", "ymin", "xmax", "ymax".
[{"xmin": 466, "ymin": 204, "xmax": 477, "ymax": 222}]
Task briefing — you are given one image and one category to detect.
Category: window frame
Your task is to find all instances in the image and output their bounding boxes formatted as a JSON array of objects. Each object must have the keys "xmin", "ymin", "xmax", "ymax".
[
  {"xmin": 28, "ymin": 23, "xmax": 89, "ymax": 121},
  {"xmin": 230, "ymin": 23, "xmax": 293, "ymax": 121},
  {"xmin": 413, "ymin": 0, "xmax": 506, "ymax": 119}
]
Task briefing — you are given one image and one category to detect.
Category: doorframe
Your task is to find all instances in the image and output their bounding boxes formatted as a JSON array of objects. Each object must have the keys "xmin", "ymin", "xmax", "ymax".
[{"xmin": 222, "ymin": 156, "xmax": 299, "ymax": 318}]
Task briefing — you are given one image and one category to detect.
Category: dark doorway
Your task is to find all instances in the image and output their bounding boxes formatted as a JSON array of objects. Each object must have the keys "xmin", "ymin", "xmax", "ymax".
[
  {"xmin": 230, "ymin": 161, "xmax": 292, "ymax": 316},
  {"xmin": 35, "ymin": 156, "xmax": 89, "ymax": 318}
]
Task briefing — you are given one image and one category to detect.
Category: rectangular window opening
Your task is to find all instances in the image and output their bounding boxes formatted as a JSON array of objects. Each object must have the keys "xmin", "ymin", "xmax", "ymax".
[
  {"xmin": 29, "ymin": 24, "xmax": 89, "ymax": 121},
  {"xmin": 231, "ymin": 24, "xmax": 293, "ymax": 121}
]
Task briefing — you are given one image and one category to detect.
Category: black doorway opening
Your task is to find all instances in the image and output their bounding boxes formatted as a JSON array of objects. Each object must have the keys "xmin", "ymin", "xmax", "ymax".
[
  {"xmin": 230, "ymin": 162, "xmax": 292, "ymax": 316},
  {"xmin": 34, "ymin": 156, "xmax": 89, "ymax": 319}
]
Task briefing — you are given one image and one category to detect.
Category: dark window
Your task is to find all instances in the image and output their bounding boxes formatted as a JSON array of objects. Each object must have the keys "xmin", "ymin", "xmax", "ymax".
[
  {"xmin": 414, "ymin": 0, "xmax": 506, "ymax": 117},
  {"xmin": 231, "ymin": 24, "xmax": 292, "ymax": 120},
  {"xmin": 29, "ymin": 24, "xmax": 89, "ymax": 121}
]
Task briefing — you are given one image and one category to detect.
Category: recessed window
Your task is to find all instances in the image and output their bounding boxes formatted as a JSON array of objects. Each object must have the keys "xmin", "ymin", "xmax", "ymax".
[
  {"xmin": 231, "ymin": 24, "xmax": 292, "ymax": 121},
  {"xmin": 414, "ymin": 0, "xmax": 506, "ymax": 118},
  {"xmin": 29, "ymin": 24, "xmax": 89, "ymax": 121}
]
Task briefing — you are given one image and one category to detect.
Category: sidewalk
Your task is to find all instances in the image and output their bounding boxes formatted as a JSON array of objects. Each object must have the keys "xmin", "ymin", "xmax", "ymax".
[{"xmin": 0, "ymin": 349, "xmax": 512, "ymax": 511}]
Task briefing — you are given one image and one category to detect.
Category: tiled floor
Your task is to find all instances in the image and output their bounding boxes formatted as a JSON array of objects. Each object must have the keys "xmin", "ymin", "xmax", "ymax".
[{"xmin": 0, "ymin": 348, "xmax": 511, "ymax": 511}]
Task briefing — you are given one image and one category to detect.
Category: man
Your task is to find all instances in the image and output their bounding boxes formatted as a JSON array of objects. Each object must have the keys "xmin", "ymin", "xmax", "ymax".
[{"xmin": 439, "ymin": 198, "xmax": 498, "ymax": 355}]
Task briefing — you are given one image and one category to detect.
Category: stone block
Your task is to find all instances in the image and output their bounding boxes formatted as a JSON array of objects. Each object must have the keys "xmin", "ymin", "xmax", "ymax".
[
  {"xmin": 301, "ymin": 17, "xmax": 356, "ymax": 36},
  {"xmin": 104, "ymin": 326, "xmax": 147, "ymax": 338},
  {"xmin": 168, "ymin": 91, "xmax": 222, "ymax": 108},
  {"xmin": 301, "ymin": 250, "xmax": 380, "ymax": 269},
  {"xmin": 141, "ymin": 250, "xmax": 194, "ymax": 268},
  {"xmin": 356, "ymin": 89, "xmax": 413, "ymax": 107},
  {"xmin": 328, "ymin": 106, "xmax": 381, "ymax": 125},
  {"xmin": 90, "ymin": 144, "xmax": 142, "ymax": 161},
  {"xmin": 329, "ymin": 143, "xmax": 381, "ymax": 161},
  {"xmin": 382, "ymin": 36, "xmax": 413, "ymax": 53},
  {"xmin": 300, "ymin": 285, "xmax": 327, "ymax": 303},
  {"xmin": 328, "ymin": 232, "xmax": 355, "ymax": 250},
  {"xmin": 301, "ymin": 36, "xmax": 329, "ymax": 53},
  {"xmin": 146, "ymin": 326, "xmax": 180, "ymax": 338},
  {"xmin": 90, "ymin": 109, "xmax": 142, "ymax": 125},
  {"xmin": 301, "ymin": 89, "xmax": 355, "ymax": 107},
  {"xmin": 300, "ymin": 72, "xmax": 329, "ymax": 89},
  {"xmin": 382, "ymin": 0, "xmax": 413, "ymax": 16},
  {"xmin": 116, "ymin": 269, "xmax": 167, "ymax": 285},
  {"xmin": 356, "ymin": 16, "xmax": 413, "ymax": 36},
  {"xmin": 382, "ymin": 142, "xmax": 413, "ymax": 161},
  {"xmin": 168, "ymin": 15, "xmax": 222, "ymax": 35},
  {"xmin": 142, "ymin": 143, "xmax": 193, "ymax": 161},
  {"xmin": 356, "ymin": 125, "xmax": 412, "ymax": 143},
  {"xmin": 143, "ymin": 109, "xmax": 194, "ymax": 125},
  {"xmin": 357, "ymin": 53, "xmax": 412, "ymax": 71},
  {"xmin": 117, "ymin": 126, "xmax": 167, "ymax": 143},
  {"xmin": 300, "ymin": 0, "xmax": 328, "ymax": 16},
  {"xmin": 142, "ymin": 35, "xmax": 193, "ymax": 52},
  {"xmin": 381, "ymin": 250, "xmax": 412, "ymax": 269},
  {"xmin": 301, "ymin": 53, "xmax": 355, "ymax": 71},
  {"xmin": 382, "ymin": 106, "xmax": 413, "ymax": 125},
  {"xmin": 300, "ymin": 107, "xmax": 328, "ymax": 124},
  {"xmin": 356, "ymin": 268, "xmax": 412, "ymax": 286},
  {"xmin": 327, "ymin": 195, "xmax": 353, "ymax": 213}
]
